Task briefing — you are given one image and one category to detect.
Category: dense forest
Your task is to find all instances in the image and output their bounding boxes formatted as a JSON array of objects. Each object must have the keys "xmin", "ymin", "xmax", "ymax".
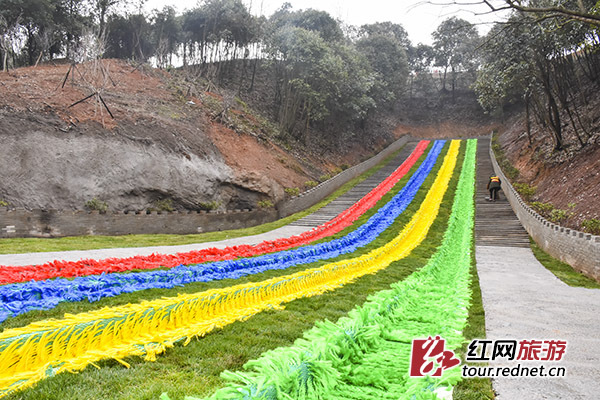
[{"xmin": 0, "ymin": 0, "xmax": 599, "ymax": 151}]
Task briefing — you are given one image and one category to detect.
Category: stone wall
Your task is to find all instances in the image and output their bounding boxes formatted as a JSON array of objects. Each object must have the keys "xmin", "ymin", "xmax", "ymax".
[
  {"xmin": 0, "ymin": 208, "xmax": 278, "ymax": 238},
  {"xmin": 0, "ymin": 135, "xmax": 411, "ymax": 238},
  {"xmin": 489, "ymin": 141, "xmax": 600, "ymax": 281},
  {"xmin": 277, "ymin": 135, "xmax": 411, "ymax": 218}
]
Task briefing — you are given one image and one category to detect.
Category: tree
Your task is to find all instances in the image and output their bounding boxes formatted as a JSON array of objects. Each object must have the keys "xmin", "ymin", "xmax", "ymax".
[
  {"xmin": 105, "ymin": 13, "xmax": 153, "ymax": 61},
  {"xmin": 151, "ymin": 6, "xmax": 180, "ymax": 68},
  {"xmin": 267, "ymin": 5, "xmax": 344, "ymax": 42},
  {"xmin": 474, "ymin": 12, "xmax": 598, "ymax": 150},
  {"xmin": 359, "ymin": 22, "xmax": 411, "ymax": 49},
  {"xmin": 407, "ymin": 43, "xmax": 437, "ymax": 96},
  {"xmin": 424, "ymin": 0, "xmax": 600, "ymax": 25},
  {"xmin": 356, "ymin": 29, "xmax": 409, "ymax": 106},
  {"xmin": 0, "ymin": 15, "xmax": 23, "ymax": 70},
  {"xmin": 432, "ymin": 17, "xmax": 480, "ymax": 96},
  {"xmin": 52, "ymin": 0, "xmax": 92, "ymax": 59},
  {"xmin": 0, "ymin": 0, "xmax": 55, "ymax": 65},
  {"xmin": 181, "ymin": 0, "xmax": 260, "ymax": 80},
  {"xmin": 95, "ymin": 0, "xmax": 119, "ymax": 35},
  {"xmin": 484, "ymin": 0, "xmax": 600, "ymax": 25}
]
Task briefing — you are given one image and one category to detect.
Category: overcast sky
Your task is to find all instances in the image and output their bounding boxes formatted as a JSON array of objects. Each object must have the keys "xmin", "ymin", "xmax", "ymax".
[{"xmin": 142, "ymin": 0, "xmax": 509, "ymax": 45}]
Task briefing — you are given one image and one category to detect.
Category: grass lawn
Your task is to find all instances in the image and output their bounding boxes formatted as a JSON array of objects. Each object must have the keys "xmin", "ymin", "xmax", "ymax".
[
  {"xmin": 529, "ymin": 237, "xmax": 600, "ymax": 289},
  {"xmin": 453, "ymin": 242, "xmax": 495, "ymax": 400}
]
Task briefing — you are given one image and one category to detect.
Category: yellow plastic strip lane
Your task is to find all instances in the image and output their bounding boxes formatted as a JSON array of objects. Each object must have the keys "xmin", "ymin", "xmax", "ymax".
[{"xmin": 0, "ymin": 141, "xmax": 461, "ymax": 398}]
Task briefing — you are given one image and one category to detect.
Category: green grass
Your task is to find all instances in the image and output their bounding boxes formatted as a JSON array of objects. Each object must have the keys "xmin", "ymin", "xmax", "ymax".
[
  {"xmin": 529, "ymin": 237, "xmax": 600, "ymax": 289},
  {"xmin": 0, "ymin": 146, "xmax": 409, "ymax": 255},
  {"xmin": 453, "ymin": 239, "xmax": 495, "ymax": 400},
  {"xmin": 2, "ymin": 142, "xmax": 471, "ymax": 400}
]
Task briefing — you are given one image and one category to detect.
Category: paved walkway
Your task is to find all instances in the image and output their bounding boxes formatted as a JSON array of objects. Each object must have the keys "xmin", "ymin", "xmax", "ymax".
[
  {"xmin": 0, "ymin": 142, "xmax": 417, "ymax": 267},
  {"xmin": 0, "ymin": 225, "xmax": 310, "ymax": 267},
  {"xmin": 476, "ymin": 246, "xmax": 600, "ymax": 399},
  {"xmin": 475, "ymin": 138, "xmax": 600, "ymax": 399}
]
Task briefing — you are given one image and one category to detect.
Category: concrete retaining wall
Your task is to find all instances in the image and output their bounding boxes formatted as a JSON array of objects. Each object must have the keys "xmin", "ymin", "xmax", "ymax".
[
  {"xmin": 0, "ymin": 208, "xmax": 278, "ymax": 238},
  {"xmin": 0, "ymin": 135, "xmax": 411, "ymax": 238},
  {"xmin": 488, "ymin": 141, "xmax": 600, "ymax": 281},
  {"xmin": 277, "ymin": 135, "xmax": 411, "ymax": 218}
]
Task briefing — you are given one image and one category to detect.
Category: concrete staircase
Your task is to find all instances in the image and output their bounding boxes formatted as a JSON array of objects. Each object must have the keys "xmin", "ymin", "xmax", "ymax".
[
  {"xmin": 475, "ymin": 138, "xmax": 530, "ymax": 248},
  {"xmin": 289, "ymin": 141, "xmax": 418, "ymax": 228}
]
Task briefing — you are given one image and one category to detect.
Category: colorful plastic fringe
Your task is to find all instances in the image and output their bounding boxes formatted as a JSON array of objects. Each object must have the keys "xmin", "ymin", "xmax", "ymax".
[
  {"xmin": 0, "ymin": 142, "xmax": 429, "ymax": 284},
  {"xmin": 0, "ymin": 141, "xmax": 446, "ymax": 322},
  {"xmin": 0, "ymin": 141, "xmax": 460, "ymax": 398},
  {"xmin": 170, "ymin": 139, "xmax": 477, "ymax": 400}
]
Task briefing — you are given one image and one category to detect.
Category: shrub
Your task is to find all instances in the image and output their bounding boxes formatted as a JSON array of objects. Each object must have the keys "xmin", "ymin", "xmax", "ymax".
[
  {"xmin": 332, "ymin": 167, "xmax": 343, "ymax": 175},
  {"xmin": 319, "ymin": 174, "xmax": 332, "ymax": 183},
  {"xmin": 257, "ymin": 200, "xmax": 274, "ymax": 209},
  {"xmin": 304, "ymin": 180, "xmax": 318, "ymax": 189},
  {"xmin": 492, "ymin": 133, "xmax": 520, "ymax": 181},
  {"xmin": 530, "ymin": 201, "xmax": 554, "ymax": 218},
  {"xmin": 548, "ymin": 203, "xmax": 575, "ymax": 224},
  {"xmin": 0, "ymin": 199, "xmax": 9, "ymax": 207},
  {"xmin": 340, "ymin": 163, "xmax": 350, "ymax": 170},
  {"xmin": 549, "ymin": 209, "xmax": 569, "ymax": 224},
  {"xmin": 582, "ymin": 219, "xmax": 600, "ymax": 235},
  {"xmin": 284, "ymin": 187, "xmax": 300, "ymax": 197},
  {"xmin": 85, "ymin": 198, "xmax": 108, "ymax": 213},
  {"xmin": 513, "ymin": 183, "xmax": 537, "ymax": 201},
  {"xmin": 155, "ymin": 199, "xmax": 174, "ymax": 212},
  {"xmin": 199, "ymin": 201, "xmax": 221, "ymax": 211}
]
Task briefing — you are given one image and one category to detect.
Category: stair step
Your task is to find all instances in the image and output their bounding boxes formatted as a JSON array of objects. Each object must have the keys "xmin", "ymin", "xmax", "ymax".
[{"xmin": 474, "ymin": 138, "xmax": 529, "ymax": 248}]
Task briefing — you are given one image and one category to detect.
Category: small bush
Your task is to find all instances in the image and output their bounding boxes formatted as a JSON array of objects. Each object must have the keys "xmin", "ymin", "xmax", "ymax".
[
  {"xmin": 155, "ymin": 199, "xmax": 174, "ymax": 212},
  {"xmin": 549, "ymin": 209, "xmax": 570, "ymax": 224},
  {"xmin": 340, "ymin": 163, "xmax": 350, "ymax": 170},
  {"xmin": 513, "ymin": 183, "xmax": 537, "ymax": 201},
  {"xmin": 548, "ymin": 203, "xmax": 575, "ymax": 224},
  {"xmin": 319, "ymin": 174, "xmax": 332, "ymax": 183},
  {"xmin": 284, "ymin": 187, "xmax": 300, "ymax": 197},
  {"xmin": 85, "ymin": 198, "xmax": 108, "ymax": 213},
  {"xmin": 199, "ymin": 201, "xmax": 220, "ymax": 211},
  {"xmin": 332, "ymin": 167, "xmax": 343, "ymax": 175},
  {"xmin": 235, "ymin": 96, "xmax": 248, "ymax": 111},
  {"xmin": 0, "ymin": 199, "xmax": 9, "ymax": 207},
  {"xmin": 304, "ymin": 180, "xmax": 318, "ymax": 189},
  {"xmin": 530, "ymin": 201, "xmax": 554, "ymax": 218},
  {"xmin": 582, "ymin": 219, "xmax": 600, "ymax": 235},
  {"xmin": 492, "ymin": 133, "xmax": 520, "ymax": 181},
  {"xmin": 500, "ymin": 159, "xmax": 520, "ymax": 181},
  {"xmin": 257, "ymin": 200, "xmax": 274, "ymax": 209}
]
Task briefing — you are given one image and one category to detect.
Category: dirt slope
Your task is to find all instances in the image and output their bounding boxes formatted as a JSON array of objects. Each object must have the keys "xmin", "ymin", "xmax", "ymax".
[
  {"xmin": 0, "ymin": 60, "xmax": 328, "ymax": 212},
  {"xmin": 497, "ymin": 108, "xmax": 600, "ymax": 230}
]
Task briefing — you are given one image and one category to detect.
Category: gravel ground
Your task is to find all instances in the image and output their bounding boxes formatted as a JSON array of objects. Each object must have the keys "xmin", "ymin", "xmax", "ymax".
[{"xmin": 476, "ymin": 245, "xmax": 600, "ymax": 400}]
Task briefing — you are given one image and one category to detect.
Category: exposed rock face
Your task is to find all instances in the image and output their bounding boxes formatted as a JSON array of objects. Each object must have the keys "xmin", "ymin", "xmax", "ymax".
[{"xmin": 0, "ymin": 112, "xmax": 281, "ymax": 212}]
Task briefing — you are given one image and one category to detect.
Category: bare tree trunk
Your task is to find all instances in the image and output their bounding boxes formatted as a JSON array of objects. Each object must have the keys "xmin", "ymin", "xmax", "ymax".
[{"xmin": 525, "ymin": 93, "xmax": 532, "ymax": 146}]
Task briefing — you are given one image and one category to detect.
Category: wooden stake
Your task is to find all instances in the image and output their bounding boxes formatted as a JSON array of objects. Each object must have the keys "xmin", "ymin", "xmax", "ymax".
[
  {"xmin": 68, "ymin": 92, "xmax": 96, "ymax": 108},
  {"xmin": 98, "ymin": 94, "xmax": 115, "ymax": 119},
  {"xmin": 60, "ymin": 64, "xmax": 73, "ymax": 89}
]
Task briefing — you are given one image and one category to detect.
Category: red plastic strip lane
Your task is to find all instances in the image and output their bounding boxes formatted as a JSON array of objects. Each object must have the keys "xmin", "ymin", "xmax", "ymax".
[{"xmin": 0, "ymin": 141, "xmax": 429, "ymax": 284}]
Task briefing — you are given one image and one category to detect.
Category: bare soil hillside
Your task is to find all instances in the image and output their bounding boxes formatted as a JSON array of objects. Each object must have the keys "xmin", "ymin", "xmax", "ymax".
[
  {"xmin": 0, "ymin": 60, "xmax": 339, "ymax": 212},
  {"xmin": 496, "ymin": 99, "xmax": 600, "ymax": 231}
]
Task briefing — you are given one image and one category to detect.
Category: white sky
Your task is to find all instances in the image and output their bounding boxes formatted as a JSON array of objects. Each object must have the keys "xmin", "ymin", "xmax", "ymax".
[{"xmin": 142, "ymin": 0, "xmax": 509, "ymax": 45}]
